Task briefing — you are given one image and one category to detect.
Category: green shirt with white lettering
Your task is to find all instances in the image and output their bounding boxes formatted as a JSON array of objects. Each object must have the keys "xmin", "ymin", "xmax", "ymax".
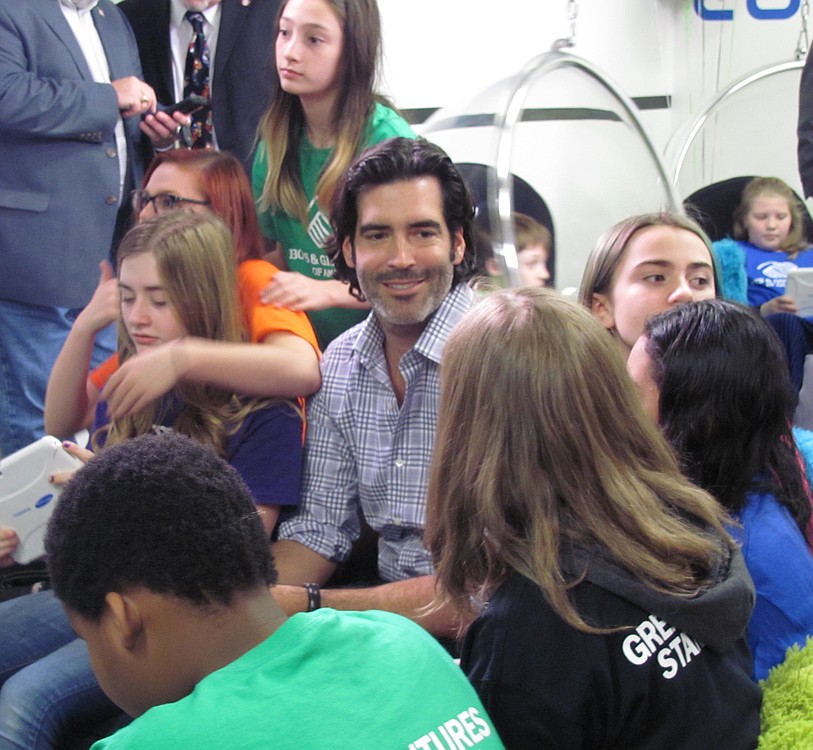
[
  {"xmin": 253, "ymin": 103, "xmax": 416, "ymax": 349},
  {"xmin": 91, "ymin": 609, "xmax": 506, "ymax": 750}
]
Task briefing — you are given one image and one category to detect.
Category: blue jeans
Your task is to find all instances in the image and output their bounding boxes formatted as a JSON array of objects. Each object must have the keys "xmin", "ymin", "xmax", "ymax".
[
  {"xmin": 0, "ymin": 300, "xmax": 115, "ymax": 457},
  {"xmin": 0, "ymin": 591, "xmax": 118, "ymax": 749}
]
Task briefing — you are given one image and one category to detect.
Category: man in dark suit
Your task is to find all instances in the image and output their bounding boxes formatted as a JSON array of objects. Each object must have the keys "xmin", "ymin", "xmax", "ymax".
[
  {"xmin": 0, "ymin": 0, "xmax": 155, "ymax": 456},
  {"xmin": 119, "ymin": 0, "xmax": 279, "ymax": 172},
  {"xmin": 800, "ymin": 49, "xmax": 813, "ymax": 199}
]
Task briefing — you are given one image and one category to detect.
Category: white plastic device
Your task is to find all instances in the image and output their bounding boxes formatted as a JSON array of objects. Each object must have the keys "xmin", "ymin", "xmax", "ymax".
[{"xmin": 0, "ymin": 436, "xmax": 83, "ymax": 564}]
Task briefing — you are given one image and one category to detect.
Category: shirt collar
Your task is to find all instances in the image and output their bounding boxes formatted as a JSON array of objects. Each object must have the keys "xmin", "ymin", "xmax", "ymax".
[
  {"xmin": 58, "ymin": 0, "xmax": 99, "ymax": 12},
  {"xmin": 412, "ymin": 282, "xmax": 475, "ymax": 363},
  {"xmin": 170, "ymin": 0, "xmax": 222, "ymax": 29}
]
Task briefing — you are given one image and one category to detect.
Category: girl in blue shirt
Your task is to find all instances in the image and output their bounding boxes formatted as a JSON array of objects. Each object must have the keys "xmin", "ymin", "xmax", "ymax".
[
  {"xmin": 631, "ymin": 299, "xmax": 813, "ymax": 681},
  {"xmin": 715, "ymin": 176, "xmax": 813, "ymax": 315}
]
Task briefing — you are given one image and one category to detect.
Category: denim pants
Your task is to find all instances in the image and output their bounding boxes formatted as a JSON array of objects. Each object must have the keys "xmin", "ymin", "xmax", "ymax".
[
  {"xmin": 0, "ymin": 299, "xmax": 115, "ymax": 457},
  {"xmin": 0, "ymin": 591, "xmax": 118, "ymax": 749}
]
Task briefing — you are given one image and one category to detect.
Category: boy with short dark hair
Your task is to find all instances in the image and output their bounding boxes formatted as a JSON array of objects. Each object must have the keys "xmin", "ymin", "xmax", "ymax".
[{"xmin": 45, "ymin": 432, "xmax": 504, "ymax": 750}]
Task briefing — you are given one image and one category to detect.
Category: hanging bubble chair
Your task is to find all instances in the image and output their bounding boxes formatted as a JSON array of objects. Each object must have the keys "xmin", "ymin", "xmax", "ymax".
[
  {"xmin": 421, "ymin": 48, "xmax": 678, "ymax": 292},
  {"xmin": 666, "ymin": 59, "xmax": 813, "ymax": 242}
]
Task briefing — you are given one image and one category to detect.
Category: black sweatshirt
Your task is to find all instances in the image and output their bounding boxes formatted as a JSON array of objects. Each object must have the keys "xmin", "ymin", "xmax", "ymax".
[{"xmin": 461, "ymin": 546, "xmax": 761, "ymax": 750}]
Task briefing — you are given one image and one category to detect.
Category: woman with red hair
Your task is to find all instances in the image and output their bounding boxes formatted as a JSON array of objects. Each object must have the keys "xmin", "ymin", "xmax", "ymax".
[{"xmin": 43, "ymin": 149, "xmax": 320, "ymax": 441}]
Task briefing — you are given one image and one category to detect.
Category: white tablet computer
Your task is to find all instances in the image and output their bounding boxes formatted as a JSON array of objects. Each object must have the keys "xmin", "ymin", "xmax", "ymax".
[
  {"xmin": 0, "ymin": 436, "xmax": 83, "ymax": 564},
  {"xmin": 785, "ymin": 268, "xmax": 813, "ymax": 318}
]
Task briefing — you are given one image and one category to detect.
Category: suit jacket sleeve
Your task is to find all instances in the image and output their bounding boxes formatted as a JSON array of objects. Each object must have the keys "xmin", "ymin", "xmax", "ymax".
[{"xmin": 0, "ymin": 4, "xmax": 121, "ymax": 140}]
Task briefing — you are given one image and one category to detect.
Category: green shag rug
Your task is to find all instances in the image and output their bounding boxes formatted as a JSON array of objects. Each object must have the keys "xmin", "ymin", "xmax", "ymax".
[{"xmin": 758, "ymin": 637, "xmax": 813, "ymax": 748}]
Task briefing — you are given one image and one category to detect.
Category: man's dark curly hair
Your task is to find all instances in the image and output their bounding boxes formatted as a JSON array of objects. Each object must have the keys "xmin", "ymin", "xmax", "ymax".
[
  {"xmin": 328, "ymin": 137, "xmax": 478, "ymax": 299},
  {"xmin": 45, "ymin": 432, "xmax": 276, "ymax": 621}
]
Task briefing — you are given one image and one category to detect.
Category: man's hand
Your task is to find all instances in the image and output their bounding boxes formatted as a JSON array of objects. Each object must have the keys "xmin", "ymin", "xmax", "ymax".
[
  {"xmin": 111, "ymin": 77, "xmax": 156, "ymax": 118},
  {"xmin": 269, "ymin": 583, "xmax": 309, "ymax": 615},
  {"xmin": 140, "ymin": 110, "xmax": 192, "ymax": 150}
]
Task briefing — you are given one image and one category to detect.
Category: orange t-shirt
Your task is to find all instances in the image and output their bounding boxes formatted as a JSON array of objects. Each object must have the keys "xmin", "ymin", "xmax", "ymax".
[{"xmin": 89, "ymin": 259, "xmax": 320, "ymax": 390}]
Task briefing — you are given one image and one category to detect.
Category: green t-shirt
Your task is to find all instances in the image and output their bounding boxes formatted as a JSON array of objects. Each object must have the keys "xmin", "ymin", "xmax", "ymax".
[
  {"xmin": 91, "ymin": 609, "xmax": 506, "ymax": 750},
  {"xmin": 253, "ymin": 103, "xmax": 416, "ymax": 349}
]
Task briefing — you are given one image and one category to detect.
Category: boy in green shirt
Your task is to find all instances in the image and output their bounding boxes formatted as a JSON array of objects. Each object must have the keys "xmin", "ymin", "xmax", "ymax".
[{"xmin": 45, "ymin": 432, "xmax": 505, "ymax": 750}]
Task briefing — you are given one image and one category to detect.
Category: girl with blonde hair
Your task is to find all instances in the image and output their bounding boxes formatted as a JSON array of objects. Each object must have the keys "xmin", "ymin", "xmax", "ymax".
[
  {"xmin": 0, "ymin": 212, "xmax": 304, "ymax": 750},
  {"xmin": 426, "ymin": 287, "xmax": 760, "ymax": 749},
  {"xmin": 44, "ymin": 149, "xmax": 320, "ymax": 441},
  {"xmin": 95, "ymin": 211, "xmax": 302, "ymax": 533},
  {"xmin": 713, "ymin": 176, "xmax": 813, "ymax": 317}
]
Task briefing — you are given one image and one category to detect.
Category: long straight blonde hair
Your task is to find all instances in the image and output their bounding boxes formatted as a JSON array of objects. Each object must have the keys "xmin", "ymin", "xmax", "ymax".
[
  {"xmin": 256, "ymin": 0, "xmax": 392, "ymax": 224},
  {"xmin": 426, "ymin": 288, "xmax": 733, "ymax": 633},
  {"xmin": 96, "ymin": 213, "xmax": 277, "ymax": 456}
]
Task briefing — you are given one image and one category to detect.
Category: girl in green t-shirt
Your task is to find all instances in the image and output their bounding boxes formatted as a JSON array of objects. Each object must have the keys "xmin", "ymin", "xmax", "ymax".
[{"xmin": 253, "ymin": 0, "xmax": 415, "ymax": 348}]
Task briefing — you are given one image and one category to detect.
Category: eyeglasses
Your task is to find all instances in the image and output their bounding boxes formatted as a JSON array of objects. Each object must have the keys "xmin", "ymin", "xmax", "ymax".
[{"xmin": 131, "ymin": 190, "xmax": 210, "ymax": 215}]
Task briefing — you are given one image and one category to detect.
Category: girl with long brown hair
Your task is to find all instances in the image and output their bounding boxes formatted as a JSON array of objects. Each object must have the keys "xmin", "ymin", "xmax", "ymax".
[
  {"xmin": 0, "ymin": 212, "xmax": 304, "ymax": 750},
  {"xmin": 253, "ymin": 0, "xmax": 415, "ymax": 348},
  {"xmin": 426, "ymin": 288, "xmax": 760, "ymax": 749}
]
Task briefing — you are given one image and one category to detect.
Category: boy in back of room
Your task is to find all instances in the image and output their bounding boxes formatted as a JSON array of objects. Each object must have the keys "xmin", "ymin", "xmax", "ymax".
[
  {"xmin": 513, "ymin": 212, "xmax": 552, "ymax": 288},
  {"xmin": 477, "ymin": 212, "xmax": 552, "ymax": 288}
]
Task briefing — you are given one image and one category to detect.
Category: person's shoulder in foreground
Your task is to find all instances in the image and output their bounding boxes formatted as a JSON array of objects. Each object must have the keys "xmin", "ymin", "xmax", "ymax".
[
  {"xmin": 463, "ymin": 546, "xmax": 762, "ymax": 750},
  {"xmin": 94, "ymin": 608, "xmax": 504, "ymax": 750},
  {"xmin": 44, "ymin": 431, "xmax": 504, "ymax": 749}
]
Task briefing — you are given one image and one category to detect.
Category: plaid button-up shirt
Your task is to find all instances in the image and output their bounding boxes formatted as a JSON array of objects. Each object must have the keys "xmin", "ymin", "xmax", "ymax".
[{"xmin": 277, "ymin": 283, "xmax": 475, "ymax": 582}]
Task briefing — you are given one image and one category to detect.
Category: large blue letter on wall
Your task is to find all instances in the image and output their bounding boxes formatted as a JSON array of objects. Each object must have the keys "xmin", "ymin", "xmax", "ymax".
[
  {"xmin": 747, "ymin": 0, "xmax": 798, "ymax": 20},
  {"xmin": 695, "ymin": 0, "xmax": 799, "ymax": 20},
  {"xmin": 694, "ymin": 0, "xmax": 734, "ymax": 20}
]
